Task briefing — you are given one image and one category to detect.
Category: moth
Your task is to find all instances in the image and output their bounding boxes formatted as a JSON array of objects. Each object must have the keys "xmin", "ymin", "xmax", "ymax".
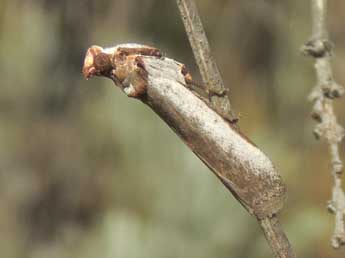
[
  {"xmin": 83, "ymin": 44, "xmax": 196, "ymax": 96},
  {"xmin": 82, "ymin": 43, "xmax": 236, "ymax": 123}
]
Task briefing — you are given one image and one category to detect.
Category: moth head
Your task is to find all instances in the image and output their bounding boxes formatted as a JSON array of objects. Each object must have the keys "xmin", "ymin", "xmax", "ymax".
[{"xmin": 82, "ymin": 45, "xmax": 113, "ymax": 79}]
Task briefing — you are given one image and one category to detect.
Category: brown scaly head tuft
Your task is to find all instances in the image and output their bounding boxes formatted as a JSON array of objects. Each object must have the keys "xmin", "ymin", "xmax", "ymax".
[
  {"xmin": 93, "ymin": 53, "xmax": 113, "ymax": 75},
  {"xmin": 82, "ymin": 45, "xmax": 104, "ymax": 79}
]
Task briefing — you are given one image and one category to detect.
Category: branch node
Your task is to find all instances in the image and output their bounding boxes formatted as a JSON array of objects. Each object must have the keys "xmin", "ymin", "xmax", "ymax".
[
  {"xmin": 323, "ymin": 82, "xmax": 345, "ymax": 99},
  {"xmin": 332, "ymin": 233, "xmax": 345, "ymax": 249},
  {"xmin": 301, "ymin": 38, "xmax": 333, "ymax": 58},
  {"xmin": 333, "ymin": 162, "xmax": 344, "ymax": 176},
  {"xmin": 313, "ymin": 126, "xmax": 322, "ymax": 140},
  {"xmin": 327, "ymin": 201, "xmax": 336, "ymax": 214}
]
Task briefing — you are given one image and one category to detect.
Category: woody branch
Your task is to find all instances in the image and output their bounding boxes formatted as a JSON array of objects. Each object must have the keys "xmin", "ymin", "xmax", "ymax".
[
  {"xmin": 302, "ymin": 0, "xmax": 345, "ymax": 248},
  {"xmin": 175, "ymin": 0, "xmax": 237, "ymax": 123}
]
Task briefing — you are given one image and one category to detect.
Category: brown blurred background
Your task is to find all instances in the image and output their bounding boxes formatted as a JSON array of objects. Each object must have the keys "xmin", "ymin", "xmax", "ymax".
[{"xmin": 1, "ymin": 0, "xmax": 345, "ymax": 258}]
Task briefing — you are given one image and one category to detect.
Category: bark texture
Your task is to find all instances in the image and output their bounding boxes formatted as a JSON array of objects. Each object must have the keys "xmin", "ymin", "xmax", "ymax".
[
  {"xmin": 259, "ymin": 216, "xmax": 296, "ymax": 258},
  {"xmin": 302, "ymin": 0, "xmax": 345, "ymax": 248},
  {"xmin": 176, "ymin": 0, "xmax": 237, "ymax": 123}
]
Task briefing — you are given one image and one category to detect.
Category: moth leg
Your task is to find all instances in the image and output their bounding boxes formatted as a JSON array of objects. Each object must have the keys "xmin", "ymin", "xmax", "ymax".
[
  {"xmin": 206, "ymin": 87, "xmax": 229, "ymax": 97},
  {"xmin": 120, "ymin": 56, "xmax": 148, "ymax": 98},
  {"xmin": 181, "ymin": 64, "xmax": 193, "ymax": 87},
  {"xmin": 180, "ymin": 64, "xmax": 237, "ymax": 124}
]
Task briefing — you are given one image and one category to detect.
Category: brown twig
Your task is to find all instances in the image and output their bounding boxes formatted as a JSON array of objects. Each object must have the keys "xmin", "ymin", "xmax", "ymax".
[
  {"xmin": 302, "ymin": 0, "xmax": 345, "ymax": 248},
  {"xmin": 259, "ymin": 216, "xmax": 296, "ymax": 258},
  {"xmin": 175, "ymin": 1, "xmax": 296, "ymax": 257},
  {"xmin": 175, "ymin": 0, "xmax": 237, "ymax": 123}
]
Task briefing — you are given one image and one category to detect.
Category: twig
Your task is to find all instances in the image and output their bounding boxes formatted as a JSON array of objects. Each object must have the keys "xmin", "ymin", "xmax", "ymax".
[
  {"xmin": 302, "ymin": 0, "xmax": 345, "ymax": 248},
  {"xmin": 175, "ymin": 0, "xmax": 237, "ymax": 123},
  {"xmin": 259, "ymin": 216, "xmax": 296, "ymax": 258}
]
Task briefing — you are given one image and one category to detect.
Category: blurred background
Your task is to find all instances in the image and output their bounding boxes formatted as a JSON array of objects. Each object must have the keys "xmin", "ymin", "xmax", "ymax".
[{"xmin": 1, "ymin": 0, "xmax": 345, "ymax": 258}]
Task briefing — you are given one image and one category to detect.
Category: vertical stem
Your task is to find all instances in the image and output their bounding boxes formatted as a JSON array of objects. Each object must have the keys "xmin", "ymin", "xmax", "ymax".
[
  {"xmin": 303, "ymin": 0, "xmax": 345, "ymax": 248},
  {"xmin": 311, "ymin": 0, "xmax": 327, "ymax": 38},
  {"xmin": 259, "ymin": 216, "xmax": 296, "ymax": 258},
  {"xmin": 176, "ymin": 0, "xmax": 237, "ymax": 122}
]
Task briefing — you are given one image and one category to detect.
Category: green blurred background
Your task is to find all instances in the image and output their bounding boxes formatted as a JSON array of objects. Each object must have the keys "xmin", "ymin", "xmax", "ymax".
[{"xmin": 1, "ymin": 0, "xmax": 345, "ymax": 257}]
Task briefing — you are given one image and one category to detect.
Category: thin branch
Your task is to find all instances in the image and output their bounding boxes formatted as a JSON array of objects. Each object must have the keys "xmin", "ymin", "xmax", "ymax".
[
  {"xmin": 302, "ymin": 0, "xmax": 345, "ymax": 248},
  {"xmin": 175, "ymin": 0, "xmax": 237, "ymax": 123},
  {"xmin": 259, "ymin": 216, "xmax": 296, "ymax": 258}
]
